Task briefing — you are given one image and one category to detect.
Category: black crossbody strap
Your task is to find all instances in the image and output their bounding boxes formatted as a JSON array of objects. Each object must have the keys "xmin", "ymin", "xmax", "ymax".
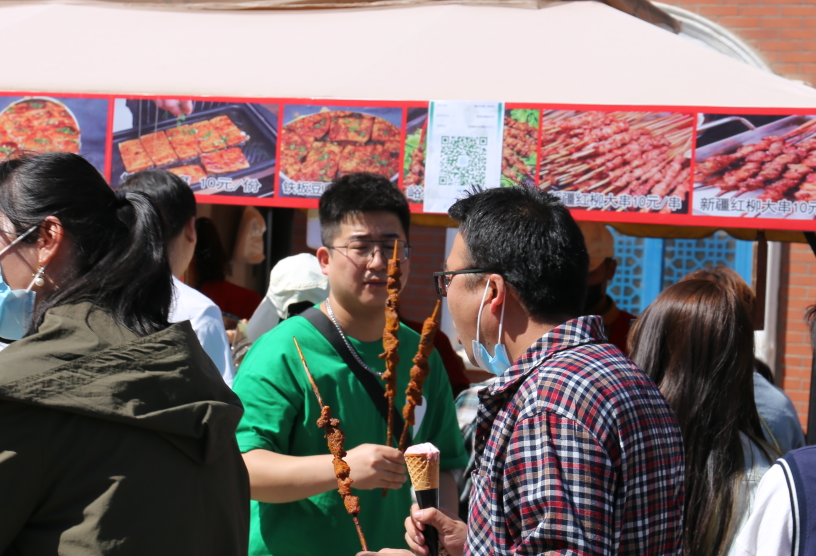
[{"xmin": 300, "ymin": 307, "xmax": 409, "ymax": 446}]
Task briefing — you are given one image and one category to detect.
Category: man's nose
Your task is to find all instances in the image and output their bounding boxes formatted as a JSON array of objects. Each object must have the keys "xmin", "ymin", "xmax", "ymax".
[{"xmin": 367, "ymin": 246, "xmax": 388, "ymax": 269}]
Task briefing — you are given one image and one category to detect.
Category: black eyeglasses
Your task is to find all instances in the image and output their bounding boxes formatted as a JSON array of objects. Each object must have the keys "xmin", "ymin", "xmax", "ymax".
[{"xmin": 433, "ymin": 269, "xmax": 489, "ymax": 297}]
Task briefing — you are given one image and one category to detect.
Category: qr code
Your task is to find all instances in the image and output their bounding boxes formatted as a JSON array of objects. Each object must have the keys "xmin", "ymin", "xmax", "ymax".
[{"xmin": 439, "ymin": 136, "xmax": 488, "ymax": 187}]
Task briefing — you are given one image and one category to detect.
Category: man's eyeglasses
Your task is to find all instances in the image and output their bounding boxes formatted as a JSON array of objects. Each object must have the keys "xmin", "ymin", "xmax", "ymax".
[
  {"xmin": 328, "ymin": 239, "xmax": 411, "ymax": 267},
  {"xmin": 433, "ymin": 269, "xmax": 488, "ymax": 297}
]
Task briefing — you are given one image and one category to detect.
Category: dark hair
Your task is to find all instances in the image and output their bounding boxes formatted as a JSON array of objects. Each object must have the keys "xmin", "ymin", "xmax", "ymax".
[
  {"xmin": 193, "ymin": 217, "xmax": 227, "ymax": 286},
  {"xmin": 628, "ymin": 279, "xmax": 775, "ymax": 556},
  {"xmin": 0, "ymin": 152, "xmax": 172, "ymax": 336},
  {"xmin": 682, "ymin": 266, "xmax": 756, "ymax": 322},
  {"xmin": 805, "ymin": 304, "xmax": 816, "ymax": 351},
  {"xmin": 119, "ymin": 170, "xmax": 196, "ymax": 240},
  {"xmin": 319, "ymin": 173, "xmax": 410, "ymax": 245},
  {"xmin": 447, "ymin": 187, "xmax": 588, "ymax": 322}
]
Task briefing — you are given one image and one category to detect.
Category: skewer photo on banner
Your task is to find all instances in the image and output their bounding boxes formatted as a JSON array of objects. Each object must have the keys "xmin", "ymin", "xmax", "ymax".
[
  {"xmin": 693, "ymin": 114, "xmax": 816, "ymax": 220},
  {"xmin": 539, "ymin": 110, "xmax": 694, "ymax": 214}
]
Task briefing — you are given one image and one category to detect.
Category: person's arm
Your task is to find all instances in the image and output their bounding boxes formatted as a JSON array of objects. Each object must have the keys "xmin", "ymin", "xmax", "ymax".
[
  {"xmin": 193, "ymin": 306, "xmax": 235, "ymax": 386},
  {"xmin": 501, "ymin": 412, "xmax": 621, "ymax": 554},
  {"xmin": 420, "ymin": 351, "xmax": 469, "ymax": 484},
  {"xmin": 243, "ymin": 444, "xmax": 408, "ymax": 503},
  {"xmin": 733, "ymin": 463, "xmax": 793, "ymax": 556},
  {"xmin": 440, "ymin": 470, "xmax": 458, "ymax": 514}
]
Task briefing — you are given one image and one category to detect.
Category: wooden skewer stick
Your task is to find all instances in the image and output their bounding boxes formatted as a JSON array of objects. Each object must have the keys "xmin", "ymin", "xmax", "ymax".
[
  {"xmin": 570, "ymin": 147, "xmax": 596, "ymax": 160},
  {"xmin": 293, "ymin": 337, "xmax": 368, "ymax": 552},
  {"xmin": 586, "ymin": 177, "xmax": 611, "ymax": 191}
]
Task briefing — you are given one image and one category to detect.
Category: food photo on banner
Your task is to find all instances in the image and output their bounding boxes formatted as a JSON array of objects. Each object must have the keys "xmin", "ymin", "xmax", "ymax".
[
  {"xmin": 501, "ymin": 108, "xmax": 540, "ymax": 188},
  {"xmin": 0, "ymin": 95, "xmax": 109, "ymax": 174},
  {"xmin": 403, "ymin": 107, "xmax": 428, "ymax": 204},
  {"xmin": 276, "ymin": 104, "xmax": 403, "ymax": 199},
  {"xmin": 693, "ymin": 113, "xmax": 816, "ymax": 220},
  {"xmin": 110, "ymin": 98, "xmax": 279, "ymax": 200},
  {"xmin": 538, "ymin": 109, "xmax": 695, "ymax": 214}
]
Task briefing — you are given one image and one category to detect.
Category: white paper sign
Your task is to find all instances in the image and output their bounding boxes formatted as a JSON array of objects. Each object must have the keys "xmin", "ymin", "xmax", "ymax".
[{"xmin": 423, "ymin": 100, "xmax": 505, "ymax": 214}]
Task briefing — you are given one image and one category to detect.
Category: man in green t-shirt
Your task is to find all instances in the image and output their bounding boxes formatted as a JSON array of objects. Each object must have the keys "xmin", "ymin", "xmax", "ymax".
[{"xmin": 233, "ymin": 173, "xmax": 468, "ymax": 556}]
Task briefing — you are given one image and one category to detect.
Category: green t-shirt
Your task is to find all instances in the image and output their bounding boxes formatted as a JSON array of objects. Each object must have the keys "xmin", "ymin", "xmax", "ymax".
[{"xmin": 233, "ymin": 312, "xmax": 468, "ymax": 556}]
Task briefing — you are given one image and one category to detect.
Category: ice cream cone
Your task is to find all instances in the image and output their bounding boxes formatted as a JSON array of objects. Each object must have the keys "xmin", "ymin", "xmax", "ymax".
[{"xmin": 405, "ymin": 453, "xmax": 440, "ymax": 491}]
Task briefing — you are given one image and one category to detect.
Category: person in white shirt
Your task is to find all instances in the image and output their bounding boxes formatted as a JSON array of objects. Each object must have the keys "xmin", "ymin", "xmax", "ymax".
[{"xmin": 119, "ymin": 170, "xmax": 234, "ymax": 386}]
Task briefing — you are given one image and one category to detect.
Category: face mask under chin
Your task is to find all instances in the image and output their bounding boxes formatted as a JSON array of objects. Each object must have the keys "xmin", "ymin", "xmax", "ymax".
[{"xmin": 471, "ymin": 279, "xmax": 512, "ymax": 376}]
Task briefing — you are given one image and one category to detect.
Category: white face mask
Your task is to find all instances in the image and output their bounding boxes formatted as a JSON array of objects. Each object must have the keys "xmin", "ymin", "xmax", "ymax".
[
  {"xmin": 0, "ymin": 225, "xmax": 41, "ymax": 340},
  {"xmin": 471, "ymin": 279, "xmax": 512, "ymax": 376}
]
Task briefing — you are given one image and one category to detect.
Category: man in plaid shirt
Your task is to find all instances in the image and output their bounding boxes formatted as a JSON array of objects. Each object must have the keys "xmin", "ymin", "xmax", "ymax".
[{"xmin": 360, "ymin": 187, "xmax": 684, "ymax": 556}]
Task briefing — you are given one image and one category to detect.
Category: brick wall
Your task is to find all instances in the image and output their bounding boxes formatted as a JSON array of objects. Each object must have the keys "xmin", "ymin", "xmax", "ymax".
[
  {"xmin": 661, "ymin": 0, "xmax": 816, "ymax": 426},
  {"xmin": 661, "ymin": 0, "xmax": 816, "ymax": 86},
  {"xmin": 778, "ymin": 243, "xmax": 814, "ymax": 427},
  {"xmin": 291, "ymin": 210, "xmax": 448, "ymax": 323}
]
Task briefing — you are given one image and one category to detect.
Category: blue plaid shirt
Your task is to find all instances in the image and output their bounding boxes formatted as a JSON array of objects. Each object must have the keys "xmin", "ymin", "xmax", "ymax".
[{"xmin": 465, "ymin": 316, "xmax": 685, "ymax": 555}]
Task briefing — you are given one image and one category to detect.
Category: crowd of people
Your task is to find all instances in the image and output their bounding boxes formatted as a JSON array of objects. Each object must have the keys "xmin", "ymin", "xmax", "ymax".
[{"xmin": 0, "ymin": 151, "xmax": 812, "ymax": 556}]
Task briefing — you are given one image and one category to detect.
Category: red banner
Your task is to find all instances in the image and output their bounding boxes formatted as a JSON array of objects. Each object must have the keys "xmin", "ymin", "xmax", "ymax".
[{"xmin": 1, "ymin": 91, "xmax": 815, "ymax": 232}]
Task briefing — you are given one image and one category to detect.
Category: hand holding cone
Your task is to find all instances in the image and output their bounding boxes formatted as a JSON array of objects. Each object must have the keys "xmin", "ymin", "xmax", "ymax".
[{"xmin": 405, "ymin": 443, "xmax": 442, "ymax": 556}]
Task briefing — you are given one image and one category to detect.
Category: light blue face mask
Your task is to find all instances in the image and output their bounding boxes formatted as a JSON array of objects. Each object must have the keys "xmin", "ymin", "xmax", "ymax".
[
  {"xmin": 0, "ymin": 225, "xmax": 40, "ymax": 340},
  {"xmin": 471, "ymin": 279, "xmax": 512, "ymax": 376}
]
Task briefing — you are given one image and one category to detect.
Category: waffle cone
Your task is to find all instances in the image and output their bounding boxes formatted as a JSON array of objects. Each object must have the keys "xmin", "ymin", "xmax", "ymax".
[{"xmin": 405, "ymin": 453, "xmax": 439, "ymax": 491}]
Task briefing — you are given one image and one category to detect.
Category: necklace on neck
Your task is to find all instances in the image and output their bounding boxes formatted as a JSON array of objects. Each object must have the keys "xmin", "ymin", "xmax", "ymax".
[{"xmin": 325, "ymin": 298, "xmax": 383, "ymax": 377}]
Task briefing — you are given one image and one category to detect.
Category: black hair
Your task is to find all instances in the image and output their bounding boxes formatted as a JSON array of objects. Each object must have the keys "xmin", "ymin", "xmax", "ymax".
[
  {"xmin": 193, "ymin": 217, "xmax": 227, "ymax": 286},
  {"xmin": 806, "ymin": 304, "xmax": 816, "ymax": 351},
  {"xmin": 118, "ymin": 169, "xmax": 197, "ymax": 240},
  {"xmin": 448, "ymin": 187, "xmax": 588, "ymax": 322},
  {"xmin": 319, "ymin": 172, "xmax": 410, "ymax": 245},
  {"xmin": 0, "ymin": 152, "xmax": 172, "ymax": 336}
]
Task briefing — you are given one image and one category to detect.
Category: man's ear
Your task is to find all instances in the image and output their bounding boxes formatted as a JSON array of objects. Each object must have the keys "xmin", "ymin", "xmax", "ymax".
[
  {"xmin": 37, "ymin": 216, "xmax": 65, "ymax": 266},
  {"xmin": 605, "ymin": 258, "xmax": 618, "ymax": 282},
  {"xmin": 488, "ymin": 273, "xmax": 506, "ymax": 313},
  {"xmin": 316, "ymin": 246, "xmax": 330, "ymax": 276}
]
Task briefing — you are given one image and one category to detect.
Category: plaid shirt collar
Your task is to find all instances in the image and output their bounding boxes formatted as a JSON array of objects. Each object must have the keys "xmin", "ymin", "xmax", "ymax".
[{"xmin": 486, "ymin": 314, "xmax": 607, "ymax": 398}]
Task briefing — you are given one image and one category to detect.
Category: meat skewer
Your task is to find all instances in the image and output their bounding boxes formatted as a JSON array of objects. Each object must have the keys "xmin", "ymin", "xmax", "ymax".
[
  {"xmin": 398, "ymin": 300, "xmax": 442, "ymax": 453},
  {"xmin": 292, "ymin": 337, "xmax": 368, "ymax": 552},
  {"xmin": 794, "ymin": 173, "xmax": 816, "ymax": 200},
  {"xmin": 380, "ymin": 239, "xmax": 402, "ymax": 454}
]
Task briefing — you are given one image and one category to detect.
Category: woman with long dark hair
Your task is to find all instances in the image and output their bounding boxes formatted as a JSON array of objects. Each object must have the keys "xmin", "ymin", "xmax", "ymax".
[
  {"xmin": 0, "ymin": 153, "xmax": 248, "ymax": 554},
  {"xmin": 629, "ymin": 279, "xmax": 777, "ymax": 556}
]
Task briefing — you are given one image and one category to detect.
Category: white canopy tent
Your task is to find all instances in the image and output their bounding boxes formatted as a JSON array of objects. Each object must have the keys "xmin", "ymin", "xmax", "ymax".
[
  {"xmin": 0, "ymin": 0, "xmax": 814, "ymax": 107},
  {"xmin": 2, "ymin": 0, "xmax": 815, "ymax": 426}
]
